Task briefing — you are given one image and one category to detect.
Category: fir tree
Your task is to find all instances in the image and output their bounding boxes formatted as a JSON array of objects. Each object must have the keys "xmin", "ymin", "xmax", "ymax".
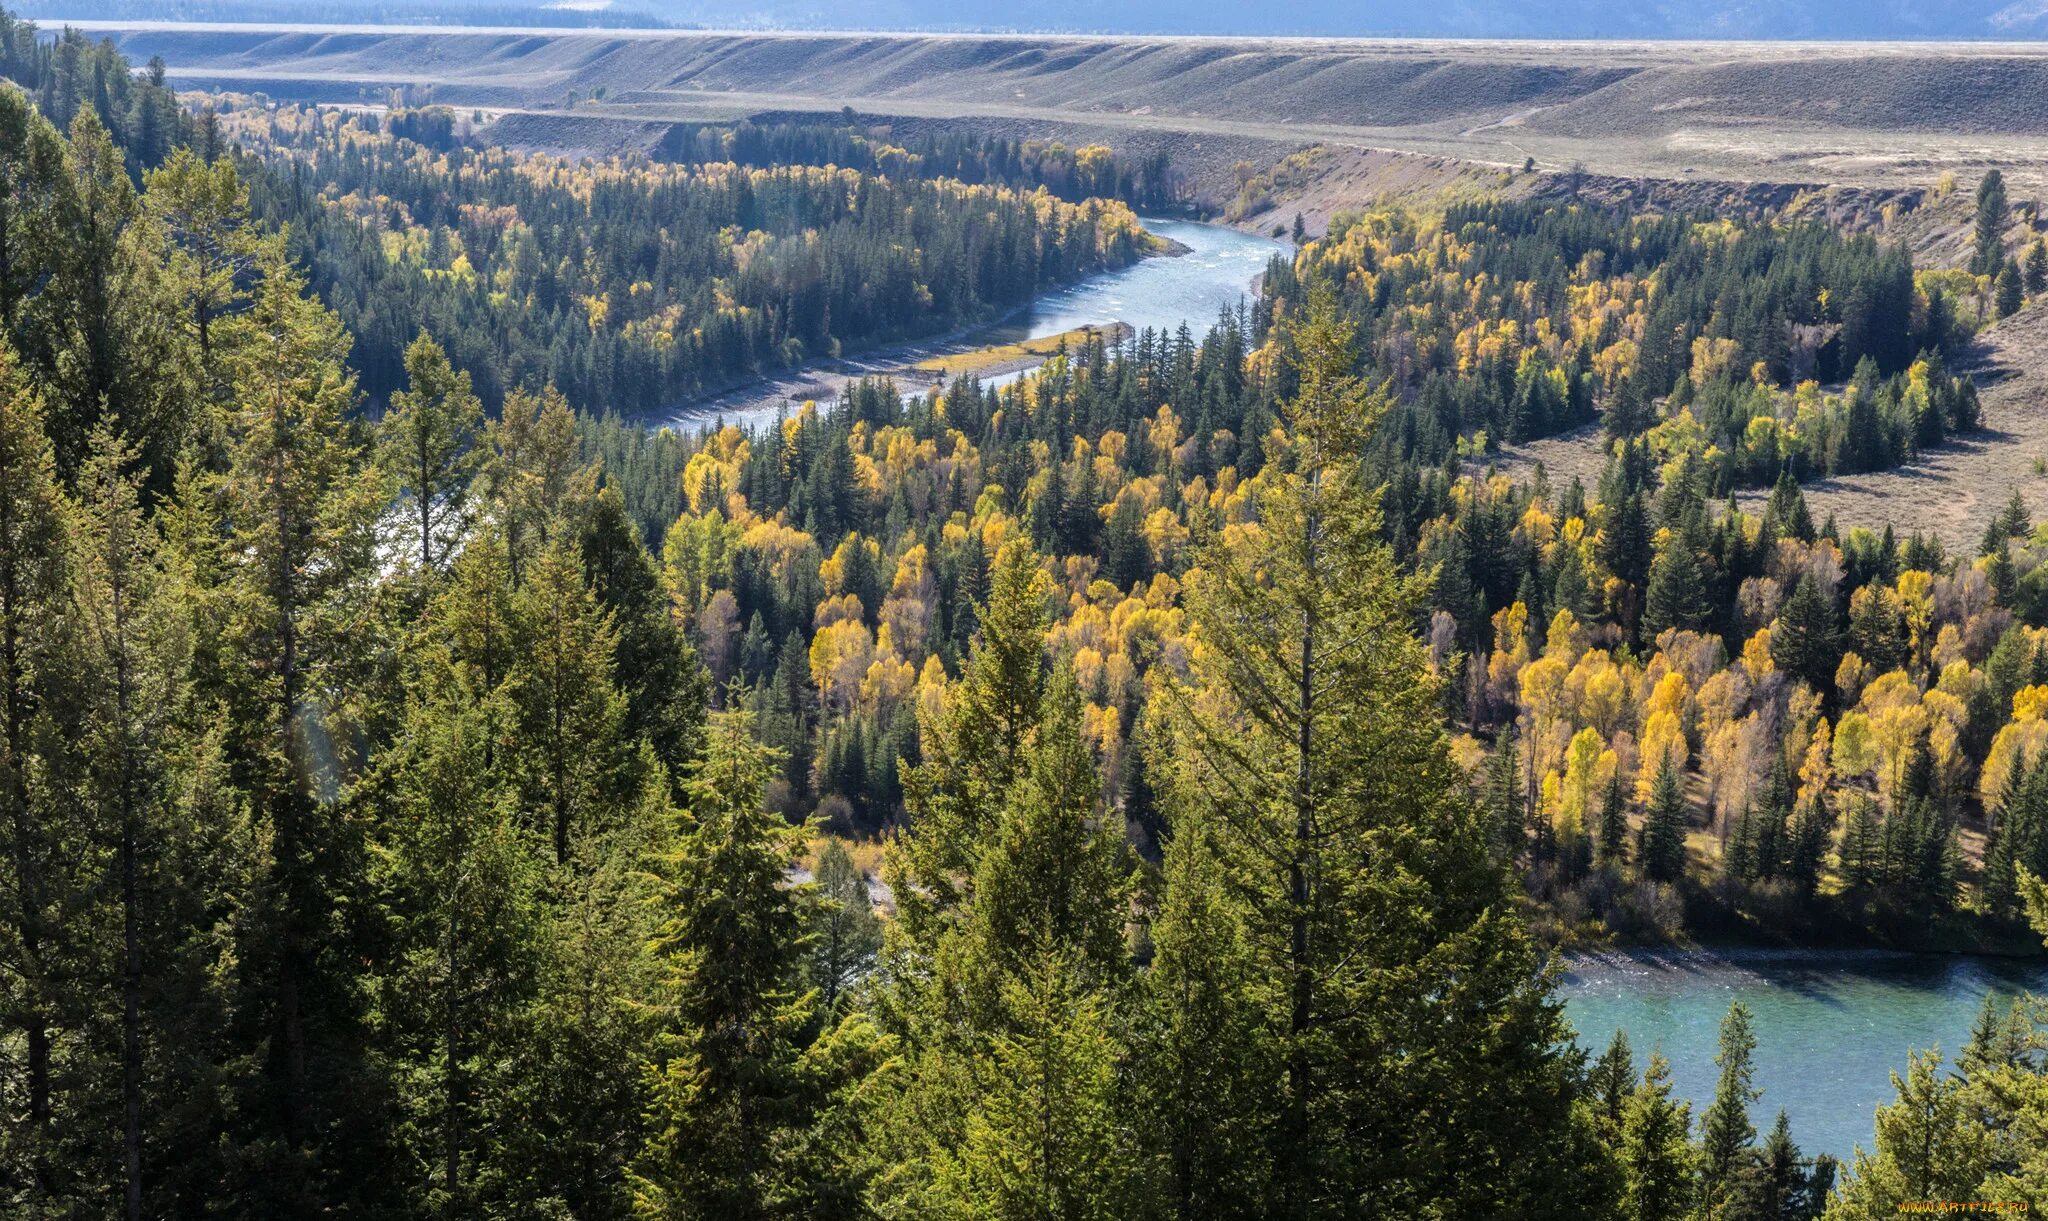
[
  {"xmin": 373, "ymin": 648, "xmax": 544, "ymax": 1215},
  {"xmin": 1997, "ymin": 258, "xmax": 2025, "ymax": 318},
  {"xmin": 1769, "ymin": 576, "xmax": 1838, "ymax": 692},
  {"xmin": 0, "ymin": 347, "xmax": 83, "ymax": 1204},
  {"xmin": 1642, "ymin": 759, "xmax": 1690, "ymax": 884},
  {"xmin": 206, "ymin": 246, "xmax": 391, "ymax": 1209},
  {"xmin": 1589, "ymin": 1029, "xmax": 1636, "ymax": 1139},
  {"xmin": 1642, "ymin": 533, "xmax": 1709, "ymax": 639},
  {"xmin": 378, "ymin": 332, "xmax": 483, "ymax": 583},
  {"xmin": 1620, "ymin": 1055, "xmax": 1695, "ymax": 1221},
  {"xmin": 1153, "ymin": 283, "xmax": 1608, "ymax": 1215},
  {"xmin": 1598, "ymin": 770, "xmax": 1630, "ymax": 869},
  {"xmin": 807, "ymin": 838, "xmax": 881, "ymax": 1013},
  {"xmin": 1137, "ymin": 804, "xmax": 1273, "ymax": 1219},
  {"xmin": 633, "ymin": 710, "xmax": 814, "ymax": 1220},
  {"xmin": 1972, "ymin": 169, "xmax": 2008, "ymax": 277},
  {"xmin": 1830, "ymin": 1050, "xmax": 1990, "ymax": 1214},
  {"xmin": 1697, "ymin": 1002, "xmax": 1760, "ymax": 1213}
]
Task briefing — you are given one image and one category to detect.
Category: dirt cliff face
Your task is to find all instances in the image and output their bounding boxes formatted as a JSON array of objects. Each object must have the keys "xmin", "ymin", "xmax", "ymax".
[{"xmin": 87, "ymin": 24, "xmax": 2048, "ymax": 194}]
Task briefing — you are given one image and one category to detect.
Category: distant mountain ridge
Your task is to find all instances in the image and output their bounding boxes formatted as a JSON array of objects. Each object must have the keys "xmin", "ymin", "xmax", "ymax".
[
  {"xmin": 562, "ymin": 0, "xmax": 2048, "ymax": 39},
  {"xmin": 21, "ymin": 0, "xmax": 2048, "ymax": 38}
]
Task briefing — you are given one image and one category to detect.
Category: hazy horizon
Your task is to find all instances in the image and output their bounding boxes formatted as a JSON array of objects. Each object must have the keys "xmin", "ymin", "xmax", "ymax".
[{"xmin": 20, "ymin": 0, "xmax": 2048, "ymax": 40}]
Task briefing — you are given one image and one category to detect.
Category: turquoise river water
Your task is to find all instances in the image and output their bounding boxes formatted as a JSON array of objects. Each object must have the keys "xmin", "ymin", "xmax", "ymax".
[
  {"xmin": 680, "ymin": 213, "xmax": 2048, "ymax": 1168},
  {"xmin": 1559, "ymin": 950, "xmax": 2048, "ymax": 1161}
]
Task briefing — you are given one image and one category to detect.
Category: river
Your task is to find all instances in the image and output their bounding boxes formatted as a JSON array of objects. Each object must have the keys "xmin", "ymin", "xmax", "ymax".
[
  {"xmin": 667, "ymin": 217, "xmax": 1290, "ymax": 431},
  {"xmin": 671, "ymin": 211, "xmax": 2048, "ymax": 1169},
  {"xmin": 1008, "ymin": 216, "xmax": 1289, "ymax": 344},
  {"xmin": 1559, "ymin": 949, "xmax": 2048, "ymax": 1162}
]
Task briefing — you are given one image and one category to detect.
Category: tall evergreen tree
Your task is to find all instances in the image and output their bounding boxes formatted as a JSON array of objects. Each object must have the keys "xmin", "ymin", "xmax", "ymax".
[
  {"xmin": 1642, "ymin": 759, "xmax": 1690, "ymax": 884},
  {"xmin": 807, "ymin": 838, "xmax": 881, "ymax": 1014},
  {"xmin": 1698, "ymin": 1002, "xmax": 1760, "ymax": 1216},
  {"xmin": 1153, "ymin": 284, "xmax": 1607, "ymax": 1215},
  {"xmin": 205, "ymin": 246, "xmax": 391, "ymax": 1210},
  {"xmin": 633, "ymin": 709, "xmax": 812, "ymax": 1220},
  {"xmin": 0, "ymin": 344, "xmax": 82, "ymax": 1206},
  {"xmin": 1620, "ymin": 1055, "xmax": 1695, "ymax": 1221},
  {"xmin": 373, "ymin": 648, "xmax": 545, "ymax": 1215},
  {"xmin": 1972, "ymin": 169, "xmax": 2009, "ymax": 277},
  {"xmin": 379, "ymin": 332, "xmax": 483, "ymax": 584},
  {"xmin": 1769, "ymin": 576, "xmax": 1838, "ymax": 692}
]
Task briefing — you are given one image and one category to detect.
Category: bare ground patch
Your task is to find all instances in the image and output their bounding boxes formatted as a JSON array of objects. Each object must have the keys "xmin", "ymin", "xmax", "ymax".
[{"xmin": 1490, "ymin": 301, "xmax": 2048, "ymax": 547}]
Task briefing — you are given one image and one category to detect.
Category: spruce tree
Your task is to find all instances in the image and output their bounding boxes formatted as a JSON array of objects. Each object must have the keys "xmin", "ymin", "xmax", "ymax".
[
  {"xmin": 510, "ymin": 535, "xmax": 636, "ymax": 865},
  {"xmin": 378, "ymin": 332, "xmax": 483, "ymax": 583},
  {"xmin": 1972, "ymin": 169, "xmax": 2009, "ymax": 277},
  {"xmin": 143, "ymin": 147, "xmax": 263, "ymax": 374},
  {"xmin": 1598, "ymin": 769, "xmax": 1630, "ymax": 869},
  {"xmin": 1589, "ymin": 1029, "xmax": 1636, "ymax": 1139},
  {"xmin": 1137, "ymin": 801, "xmax": 1273, "ymax": 1219},
  {"xmin": 1620, "ymin": 1055, "xmax": 1695, "ymax": 1221},
  {"xmin": 1769, "ymin": 576, "xmax": 1838, "ymax": 692},
  {"xmin": 1642, "ymin": 533, "xmax": 1709, "ymax": 639},
  {"xmin": 1830, "ymin": 1050, "xmax": 1990, "ymax": 1214},
  {"xmin": 633, "ymin": 709, "xmax": 814, "ymax": 1220},
  {"xmin": 807, "ymin": 838, "xmax": 881, "ymax": 1013},
  {"xmin": 207, "ymin": 246, "xmax": 391, "ymax": 1209},
  {"xmin": 1153, "ymin": 283, "xmax": 1608, "ymax": 1214},
  {"xmin": 1997, "ymin": 258, "xmax": 2025, "ymax": 319},
  {"xmin": 373, "ymin": 648, "xmax": 544, "ymax": 1214},
  {"xmin": 1697, "ymin": 1002, "xmax": 1760, "ymax": 1213},
  {"xmin": 70, "ymin": 428, "xmax": 189, "ymax": 1220},
  {"xmin": 0, "ymin": 347, "xmax": 84, "ymax": 1205},
  {"xmin": 1642, "ymin": 759, "xmax": 1690, "ymax": 884}
]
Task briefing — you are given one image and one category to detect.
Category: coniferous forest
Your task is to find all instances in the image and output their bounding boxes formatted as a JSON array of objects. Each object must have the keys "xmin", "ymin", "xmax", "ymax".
[{"xmin": 0, "ymin": 12, "xmax": 2046, "ymax": 1219}]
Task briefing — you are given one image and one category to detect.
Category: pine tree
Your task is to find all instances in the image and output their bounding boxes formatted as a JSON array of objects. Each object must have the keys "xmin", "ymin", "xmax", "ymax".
[
  {"xmin": 1642, "ymin": 533, "xmax": 1709, "ymax": 639},
  {"xmin": 1989, "ymin": 488, "xmax": 2032, "ymax": 552},
  {"xmin": 0, "ymin": 345, "xmax": 84, "ymax": 1205},
  {"xmin": 1598, "ymin": 768, "xmax": 1630, "ymax": 869},
  {"xmin": 206, "ymin": 246, "xmax": 390, "ymax": 1208},
  {"xmin": 373, "ymin": 649, "xmax": 544, "ymax": 1215},
  {"xmin": 1785, "ymin": 794, "xmax": 1836, "ymax": 899},
  {"xmin": 1697, "ymin": 1002, "xmax": 1760, "ymax": 1214},
  {"xmin": 1769, "ymin": 576, "xmax": 1838, "ymax": 692},
  {"xmin": 580, "ymin": 486, "xmax": 709, "ymax": 779},
  {"xmin": 1589, "ymin": 1029, "xmax": 1636, "ymax": 1139},
  {"xmin": 930, "ymin": 950, "xmax": 1130, "ymax": 1220},
  {"xmin": 69, "ymin": 428, "xmax": 188, "ymax": 1220},
  {"xmin": 961, "ymin": 667, "xmax": 1132, "ymax": 997},
  {"xmin": 807, "ymin": 838, "xmax": 881, "ymax": 1013},
  {"xmin": 1152, "ymin": 283, "xmax": 1608, "ymax": 1214},
  {"xmin": 1840, "ymin": 793, "xmax": 1883, "ymax": 892},
  {"xmin": 143, "ymin": 147, "xmax": 263, "ymax": 379},
  {"xmin": 875, "ymin": 591, "xmax": 1138, "ymax": 1217},
  {"xmin": 1742, "ymin": 1110, "xmax": 1827, "ymax": 1221},
  {"xmin": 1764, "ymin": 470, "xmax": 1814, "ymax": 543},
  {"xmin": 1620, "ymin": 1055, "xmax": 1695, "ymax": 1221},
  {"xmin": 633, "ymin": 709, "xmax": 814, "ymax": 1220},
  {"xmin": 1972, "ymin": 169, "xmax": 2009, "ymax": 277},
  {"xmin": 379, "ymin": 332, "xmax": 483, "ymax": 583},
  {"xmin": 2027, "ymin": 238, "xmax": 2048, "ymax": 296},
  {"xmin": 1996, "ymin": 258, "xmax": 2025, "ymax": 319},
  {"xmin": 510, "ymin": 536, "xmax": 636, "ymax": 866},
  {"xmin": 1830, "ymin": 1050, "xmax": 1990, "ymax": 1214},
  {"xmin": 1642, "ymin": 759, "xmax": 1690, "ymax": 883},
  {"xmin": 1137, "ymin": 802, "xmax": 1274, "ymax": 1219},
  {"xmin": 893, "ymin": 539, "xmax": 1049, "ymax": 941}
]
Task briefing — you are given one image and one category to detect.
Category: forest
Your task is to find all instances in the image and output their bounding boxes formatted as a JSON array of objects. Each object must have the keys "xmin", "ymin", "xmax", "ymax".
[
  {"xmin": 220, "ymin": 99, "xmax": 1160, "ymax": 411},
  {"xmin": 0, "ymin": 11, "xmax": 2044, "ymax": 1219}
]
